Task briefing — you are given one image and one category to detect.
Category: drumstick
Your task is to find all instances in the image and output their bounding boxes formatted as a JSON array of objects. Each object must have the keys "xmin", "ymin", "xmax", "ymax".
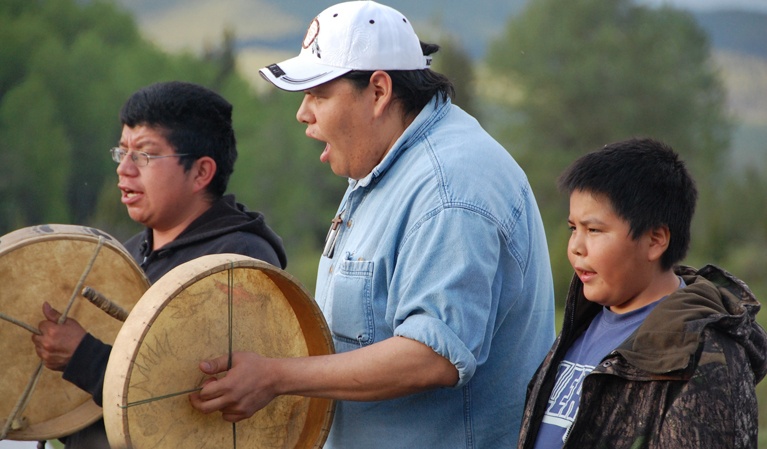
[
  {"xmin": 81, "ymin": 286, "xmax": 129, "ymax": 322},
  {"xmin": 0, "ymin": 289, "xmax": 127, "ymax": 332}
]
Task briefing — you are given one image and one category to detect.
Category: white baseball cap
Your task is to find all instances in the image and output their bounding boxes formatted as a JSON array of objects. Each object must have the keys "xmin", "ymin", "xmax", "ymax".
[{"xmin": 259, "ymin": 1, "xmax": 431, "ymax": 91}]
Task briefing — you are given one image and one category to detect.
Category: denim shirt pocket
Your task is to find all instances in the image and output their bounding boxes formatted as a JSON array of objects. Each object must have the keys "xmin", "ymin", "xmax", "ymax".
[{"xmin": 331, "ymin": 258, "xmax": 375, "ymax": 346}]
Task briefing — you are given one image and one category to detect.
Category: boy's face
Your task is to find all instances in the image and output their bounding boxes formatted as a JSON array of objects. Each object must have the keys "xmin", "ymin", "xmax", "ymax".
[{"xmin": 567, "ymin": 190, "xmax": 662, "ymax": 313}]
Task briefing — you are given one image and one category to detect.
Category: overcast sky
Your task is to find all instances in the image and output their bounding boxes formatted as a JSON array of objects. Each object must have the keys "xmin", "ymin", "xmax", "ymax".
[{"xmin": 641, "ymin": 0, "xmax": 767, "ymax": 12}]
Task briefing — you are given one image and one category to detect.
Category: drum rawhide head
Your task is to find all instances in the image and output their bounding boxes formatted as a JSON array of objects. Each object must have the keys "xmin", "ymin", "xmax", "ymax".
[
  {"xmin": 104, "ymin": 253, "xmax": 335, "ymax": 449},
  {"xmin": 0, "ymin": 224, "xmax": 149, "ymax": 441}
]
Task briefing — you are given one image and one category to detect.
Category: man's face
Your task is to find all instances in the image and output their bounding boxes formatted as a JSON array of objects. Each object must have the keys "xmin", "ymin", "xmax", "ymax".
[
  {"xmin": 566, "ymin": 190, "xmax": 659, "ymax": 313},
  {"xmin": 296, "ymin": 77, "xmax": 389, "ymax": 180},
  {"xmin": 116, "ymin": 125, "xmax": 197, "ymax": 231}
]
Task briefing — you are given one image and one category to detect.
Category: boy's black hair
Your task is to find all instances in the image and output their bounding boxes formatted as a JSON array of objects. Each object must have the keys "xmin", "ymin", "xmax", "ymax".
[
  {"xmin": 558, "ymin": 138, "xmax": 698, "ymax": 270},
  {"xmin": 340, "ymin": 41, "xmax": 455, "ymax": 118},
  {"xmin": 119, "ymin": 81, "xmax": 237, "ymax": 199}
]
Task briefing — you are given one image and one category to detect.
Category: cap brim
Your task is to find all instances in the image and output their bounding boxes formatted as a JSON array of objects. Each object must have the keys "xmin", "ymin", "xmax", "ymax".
[{"xmin": 259, "ymin": 54, "xmax": 352, "ymax": 92}]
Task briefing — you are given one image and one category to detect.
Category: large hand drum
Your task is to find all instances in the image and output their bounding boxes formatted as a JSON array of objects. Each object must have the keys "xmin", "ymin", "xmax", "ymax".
[
  {"xmin": 0, "ymin": 224, "xmax": 149, "ymax": 440},
  {"xmin": 104, "ymin": 254, "xmax": 335, "ymax": 449}
]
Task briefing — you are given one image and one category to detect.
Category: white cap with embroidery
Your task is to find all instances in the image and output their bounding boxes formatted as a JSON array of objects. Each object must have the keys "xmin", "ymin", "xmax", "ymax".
[{"xmin": 259, "ymin": 1, "xmax": 431, "ymax": 91}]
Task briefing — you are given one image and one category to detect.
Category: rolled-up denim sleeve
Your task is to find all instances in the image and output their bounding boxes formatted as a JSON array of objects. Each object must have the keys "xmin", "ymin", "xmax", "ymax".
[{"xmin": 391, "ymin": 207, "xmax": 505, "ymax": 388}]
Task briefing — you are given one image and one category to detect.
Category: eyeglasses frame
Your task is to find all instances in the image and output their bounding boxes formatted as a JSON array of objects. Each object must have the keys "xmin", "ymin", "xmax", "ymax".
[{"xmin": 109, "ymin": 147, "xmax": 192, "ymax": 167}]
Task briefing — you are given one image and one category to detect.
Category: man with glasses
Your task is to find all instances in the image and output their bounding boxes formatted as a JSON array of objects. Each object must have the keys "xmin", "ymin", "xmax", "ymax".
[{"xmin": 32, "ymin": 81, "xmax": 287, "ymax": 448}]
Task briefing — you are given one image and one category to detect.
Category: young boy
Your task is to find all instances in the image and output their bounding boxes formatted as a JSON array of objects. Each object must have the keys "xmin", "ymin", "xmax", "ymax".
[{"xmin": 517, "ymin": 138, "xmax": 767, "ymax": 448}]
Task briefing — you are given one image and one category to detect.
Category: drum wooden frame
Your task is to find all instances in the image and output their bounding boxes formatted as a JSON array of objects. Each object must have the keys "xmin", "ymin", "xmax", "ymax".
[
  {"xmin": 104, "ymin": 254, "xmax": 335, "ymax": 449},
  {"xmin": 0, "ymin": 224, "xmax": 149, "ymax": 441}
]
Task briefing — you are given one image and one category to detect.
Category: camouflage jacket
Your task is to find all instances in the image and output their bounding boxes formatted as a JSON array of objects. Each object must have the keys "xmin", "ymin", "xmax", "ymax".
[{"xmin": 517, "ymin": 265, "xmax": 767, "ymax": 449}]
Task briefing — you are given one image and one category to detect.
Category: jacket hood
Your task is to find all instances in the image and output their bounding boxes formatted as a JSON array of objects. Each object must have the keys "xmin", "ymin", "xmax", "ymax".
[
  {"xmin": 138, "ymin": 194, "xmax": 288, "ymax": 269},
  {"xmin": 614, "ymin": 264, "xmax": 767, "ymax": 380}
]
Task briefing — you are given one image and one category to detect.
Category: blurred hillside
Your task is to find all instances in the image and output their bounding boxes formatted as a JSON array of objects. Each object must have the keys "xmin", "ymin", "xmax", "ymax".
[
  {"xmin": 696, "ymin": 10, "xmax": 767, "ymax": 59},
  {"xmin": 118, "ymin": 1, "xmax": 767, "ymax": 153},
  {"xmin": 694, "ymin": 10, "xmax": 767, "ymax": 173},
  {"xmin": 117, "ymin": 0, "xmax": 767, "ymax": 58}
]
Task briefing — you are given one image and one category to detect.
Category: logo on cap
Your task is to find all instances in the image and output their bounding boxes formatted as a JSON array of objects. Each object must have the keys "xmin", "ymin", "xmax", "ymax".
[
  {"xmin": 267, "ymin": 64, "xmax": 286, "ymax": 78},
  {"xmin": 303, "ymin": 17, "xmax": 320, "ymax": 49}
]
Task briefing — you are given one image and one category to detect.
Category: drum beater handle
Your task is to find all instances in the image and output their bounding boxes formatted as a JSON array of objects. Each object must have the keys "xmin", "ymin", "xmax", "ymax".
[{"xmin": 81, "ymin": 286, "xmax": 129, "ymax": 322}]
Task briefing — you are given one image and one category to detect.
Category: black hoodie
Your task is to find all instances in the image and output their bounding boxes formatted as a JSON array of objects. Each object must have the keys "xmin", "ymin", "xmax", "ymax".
[{"xmin": 124, "ymin": 194, "xmax": 287, "ymax": 283}]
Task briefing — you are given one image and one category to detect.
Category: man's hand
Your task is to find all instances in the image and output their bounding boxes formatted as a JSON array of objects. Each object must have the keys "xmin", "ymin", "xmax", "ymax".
[
  {"xmin": 189, "ymin": 352, "xmax": 278, "ymax": 422},
  {"xmin": 31, "ymin": 302, "xmax": 87, "ymax": 371}
]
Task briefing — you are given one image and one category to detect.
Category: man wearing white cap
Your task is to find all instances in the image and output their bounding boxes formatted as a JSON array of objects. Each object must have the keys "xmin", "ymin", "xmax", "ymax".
[{"xmin": 190, "ymin": 2, "xmax": 555, "ymax": 447}]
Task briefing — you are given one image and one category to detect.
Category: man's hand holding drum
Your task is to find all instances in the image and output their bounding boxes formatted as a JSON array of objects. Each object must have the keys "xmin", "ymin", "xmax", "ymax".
[{"xmin": 32, "ymin": 302, "xmax": 86, "ymax": 371}]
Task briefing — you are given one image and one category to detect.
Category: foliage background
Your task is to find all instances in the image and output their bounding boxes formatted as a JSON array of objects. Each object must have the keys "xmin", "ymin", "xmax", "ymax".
[{"xmin": 0, "ymin": 0, "xmax": 765, "ymax": 446}]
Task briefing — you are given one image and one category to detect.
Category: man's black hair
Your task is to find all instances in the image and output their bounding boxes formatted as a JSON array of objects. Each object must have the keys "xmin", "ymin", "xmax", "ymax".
[
  {"xmin": 120, "ymin": 81, "xmax": 237, "ymax": 198},
  {"xmin": 340, "ymin": 42, "xmax": 455, "ymax": 117}
]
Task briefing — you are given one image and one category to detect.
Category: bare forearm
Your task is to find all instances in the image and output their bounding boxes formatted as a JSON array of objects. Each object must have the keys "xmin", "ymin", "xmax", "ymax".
[
  {"xmin": 274, "ymin": 336, "xmax": 458, "ymax": 401},
  {"xmin": 190, "ymin": 336, "xmax": 459, "ymax": 421}
]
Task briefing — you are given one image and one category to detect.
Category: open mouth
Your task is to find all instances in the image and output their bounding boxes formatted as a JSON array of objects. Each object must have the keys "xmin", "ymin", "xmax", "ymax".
[
  {"xmin": 576, "ymin": 268, "xmax": 596, "ymax": 283},
  {"xmin": 320, "ymin": 143, "xmax": 330, "ymax": 163},
  {"xmin": 119, "ymin": 186, "xmax": 143, "ymax": 203}
]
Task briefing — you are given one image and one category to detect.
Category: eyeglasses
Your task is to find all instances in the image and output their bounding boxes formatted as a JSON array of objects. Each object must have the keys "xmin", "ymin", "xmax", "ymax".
[{"xmin": 110, "ymin": 147, "xmax": 190, "ymax": 167}]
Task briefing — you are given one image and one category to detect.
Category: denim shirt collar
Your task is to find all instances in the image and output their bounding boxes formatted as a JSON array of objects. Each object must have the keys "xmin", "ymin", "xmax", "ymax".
[{"xmin": 350, "ymin": 95, "xmax": 452, "ymax": 191}]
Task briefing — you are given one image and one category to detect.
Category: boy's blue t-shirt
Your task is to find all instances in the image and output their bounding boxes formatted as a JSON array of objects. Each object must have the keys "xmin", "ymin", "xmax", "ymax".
[{"xmin": 533, "ymin": 278, "xmax": 684, "ymax": 449}]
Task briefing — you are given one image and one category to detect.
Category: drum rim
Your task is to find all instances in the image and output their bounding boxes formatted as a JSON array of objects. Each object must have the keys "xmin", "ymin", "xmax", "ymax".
[
  {"xmin": 104, "ymin": 253, "xmax": 335, "ymax": 449},
  {"xmin": 0, "ymin": 224, "xmax": 149, "ymax": 441}
]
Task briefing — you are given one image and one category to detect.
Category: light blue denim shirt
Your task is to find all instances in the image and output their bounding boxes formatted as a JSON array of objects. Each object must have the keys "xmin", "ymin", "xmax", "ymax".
[{"xmin": 315, "ymin": 96, "xmax": 556, "ymax": 448}]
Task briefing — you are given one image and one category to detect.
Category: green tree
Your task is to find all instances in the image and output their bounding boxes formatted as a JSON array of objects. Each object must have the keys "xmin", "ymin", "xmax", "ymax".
[
  {"xmin": 431, "ymin": 36, "xmax": 479, "ymax": 118},
  {"xmin": 0, "ymin": 0, "xmax": 243, "ymax": 235},
  {"xmin": 0, "ymin": 76, "xmax": 72, "ymax": 227},
  {"xmin": 485, "ymin": 0, "xmax": 732, "ymax": 296},
  {"xmin": 0, "ymin": 0, "xmax": 157, "ymax": 229}
]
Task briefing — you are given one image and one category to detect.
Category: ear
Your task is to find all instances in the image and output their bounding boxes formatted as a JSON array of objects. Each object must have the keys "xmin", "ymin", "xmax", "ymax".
[
  {"xmin": 191, "ymin": 156, "xmax": 217, "ymax": 194},
  {"xmin": 369, "ymin": 70, "xmax": 394, "ymax": 118},
  {"xmin": 646, "ymin": 225, "xmax": 671, "ymax": 262}
]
